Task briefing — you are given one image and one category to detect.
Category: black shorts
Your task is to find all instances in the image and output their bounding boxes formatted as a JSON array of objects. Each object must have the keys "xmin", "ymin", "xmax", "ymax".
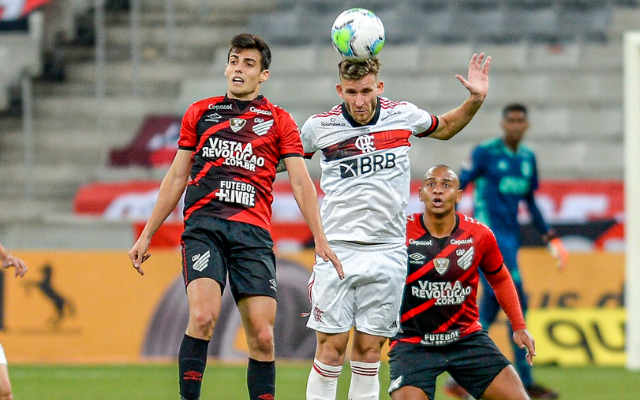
[
  {"xmin": 388, "ymin": 331, "xmax": 511, "ymax": 400},
  {"xmin": 181, "ymin": 216, "xmax": 276, "ymax": 303}
]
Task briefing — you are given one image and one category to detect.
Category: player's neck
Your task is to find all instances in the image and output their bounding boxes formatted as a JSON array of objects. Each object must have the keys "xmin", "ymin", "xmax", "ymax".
[
  {"xmin": 423, "ymin": 211, "xmax": 456, "ymax": 238},
  {"xmin": 502, "ymin": 137, "xmax": 520, "ymax": 152}
]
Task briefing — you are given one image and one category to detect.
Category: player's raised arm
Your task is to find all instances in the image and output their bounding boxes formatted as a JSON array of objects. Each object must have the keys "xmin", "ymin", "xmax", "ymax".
[
  {"xmin": 429, "ymin": 52, "xmax": 491, "ymax": 141},
  {"xmin": 128, "ymin": 149, "xmax": 192, "ymax": 275}
]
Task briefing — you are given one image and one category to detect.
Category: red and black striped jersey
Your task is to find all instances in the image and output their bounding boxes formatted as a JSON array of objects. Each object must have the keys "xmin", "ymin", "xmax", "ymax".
[
  {"xmin": 178, "ymin": 95, "xmax": 303, "ymax": 231},
  {"xmin": 396, "ymin": 212, "xmax": 503, "ymax": 346}
]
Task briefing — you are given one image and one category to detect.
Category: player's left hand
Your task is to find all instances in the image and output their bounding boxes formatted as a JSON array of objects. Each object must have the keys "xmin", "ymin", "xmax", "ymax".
[
  {"xmin": 547, "ymin": 237, "xmax": 569, "ymax": 270},
  {"xmin": 316, "ymin": 240, "xmax": 344, "ymax": 280},
  {"xmin": 1, "ymin": 254, "xmax": 27, "ymax": 277},
  {"xmin": 456, "ymin": 52, "xmax": 490, "ymax": 100},
  {"xmin": 513, "ymin": 329, "xmax": 536, "ymax": 366}
]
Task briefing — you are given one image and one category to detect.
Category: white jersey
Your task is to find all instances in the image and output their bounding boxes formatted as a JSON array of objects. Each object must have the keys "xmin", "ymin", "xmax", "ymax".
[{"xmin": 301, "ymin": 97, "xmax": 438, "ymax": 244}]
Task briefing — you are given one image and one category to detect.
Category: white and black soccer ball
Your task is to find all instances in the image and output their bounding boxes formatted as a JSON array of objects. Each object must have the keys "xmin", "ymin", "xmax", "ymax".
[{"xmin": 331, "ymin": 8, "xmax": 385, "ymax": 61}]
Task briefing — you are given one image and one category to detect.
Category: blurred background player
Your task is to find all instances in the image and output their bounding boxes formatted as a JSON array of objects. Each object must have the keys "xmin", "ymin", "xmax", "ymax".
[
  {"xmin": 0, "ymin": 241, "xmax": 28, "ymax": 400},
  {"xmin": 128, "ymin": 33, "xmax": 340, "ymax": 400},
  {"xmin": 389, "ymin": 165, "xmax": 535, "ymax": 400},
  {"xmin": 302, "ymin": 53, "xmax": 490, "ymax": 400},
  {"xmin": 445, "ymin": 103, "xmax": 568, "ymax": 400}
]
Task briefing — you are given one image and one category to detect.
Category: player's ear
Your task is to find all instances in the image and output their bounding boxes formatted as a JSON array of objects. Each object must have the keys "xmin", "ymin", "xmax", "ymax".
[
  {"xmin": 259, "ymin": 69, "xmax": 270, "ymax": 83},
  {"xmin": 336, "ymin": 83, "xmax": 344, "ymax": 99},
  {"xmin": 376, "ymin": 80, "xmax": 384, "ymax": 95},
  {"xmin": 455, "ymin": 189, "xmax": 463, "ymax": 204},
  {"xmin": 418, "ymin": 186, "xmax": 425, "ymax": 203}
]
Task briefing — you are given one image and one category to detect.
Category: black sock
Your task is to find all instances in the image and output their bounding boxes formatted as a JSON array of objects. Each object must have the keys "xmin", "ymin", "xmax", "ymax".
[
  {"xmin": 178, "ymin": 334, "xmax": 209, "ymax": 400},
  {"xmin": 247, "ymin": 358, "xmax": 275, "ymax": 400}
]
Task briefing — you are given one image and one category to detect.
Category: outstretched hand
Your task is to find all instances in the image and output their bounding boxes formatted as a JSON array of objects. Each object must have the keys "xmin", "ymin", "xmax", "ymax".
[
  {"xmin": 1, "ymin": 254, "xmax": 27, "ymax": 278},
  {"xmin": 315, "ymin": 241, "xmax": 344, "ymax": 280},
  {"xmin": 456, "ymin": 52, "xmax": 491, "ymax": 99},
  {"xmin": 513, "ymin": 329, "xmax": 536, "ymax": 366},
  {"xmin": 128, "ymin": 237, "xmax": 152, "ymax": 276}
]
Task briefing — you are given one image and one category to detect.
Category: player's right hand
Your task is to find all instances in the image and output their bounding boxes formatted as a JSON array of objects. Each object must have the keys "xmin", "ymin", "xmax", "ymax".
[
  {"xmin": 128, "ymin": 237, "xmax": 151, "ymax": 276},
  {"xmin": 1, "ymin": 254, "xmax": 28, "ymax": 277},
  {"xmin": 316, "ymin": 240, "xmax": 344, "ymax": 280},
  {"xmin": 513, "ymin": 329, "xmax": 536, "ymax": 366}
]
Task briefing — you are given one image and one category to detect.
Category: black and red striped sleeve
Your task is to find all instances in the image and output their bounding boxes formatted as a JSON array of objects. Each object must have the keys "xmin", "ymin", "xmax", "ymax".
[
  {"xmin": 276, "ymin": 109, "xmax": 304, "ymax": 159},
  {"xmin": 178, "ymin": 103, "xmax": 200, "ymax": 151}
]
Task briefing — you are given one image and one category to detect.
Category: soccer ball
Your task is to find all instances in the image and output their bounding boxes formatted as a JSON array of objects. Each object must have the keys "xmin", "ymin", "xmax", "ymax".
[{"xmin": 331, "ymin": 8, "xmax": 385, "ymax": 61}]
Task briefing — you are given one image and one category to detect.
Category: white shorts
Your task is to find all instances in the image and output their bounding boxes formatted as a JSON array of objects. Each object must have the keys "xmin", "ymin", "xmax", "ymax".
[
  {"xmin": 306, "ymin": 241, "xmax": 407, "ymax": 337},
  {"xmin": 0, "ymin": 343, "xmax": 7, "ymax": 365}
]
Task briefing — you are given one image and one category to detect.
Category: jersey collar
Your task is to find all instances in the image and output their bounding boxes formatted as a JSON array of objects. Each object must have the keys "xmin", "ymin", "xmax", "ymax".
[
  {"xmin": 341, "ymin": 97, "xmax": 382, "ymax": 127},
  {"xmin": 420, "ymin": 213, "xmax": 460, "ymax": 239},
  {"xmin": 224, "ymin": 94, "xmax": 264, "ymax": 111}
]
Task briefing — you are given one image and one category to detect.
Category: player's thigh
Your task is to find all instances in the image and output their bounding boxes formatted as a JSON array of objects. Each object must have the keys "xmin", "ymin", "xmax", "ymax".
[
  {"xmin": 181, "ymin": 219, "xmax": 228, "ymax": 291},
  {"xmin": 306, "ymin": 243, "xmax": 357, "ymax": 333},
  {"xmin": 237, "ymin": 295, "xmax": 277, "ymax": 337},
  {"xmin": 388, "ymin": 342, "xmax": 444, "ymax": 400},
  {"xmin": 391, "ymin": 386, "xmax": 429, "ymax": 400},
  {"xmin": 354, "ymin": 243, "xmax": 407, "ymax": 337},
  {"xmin": 447, "ymin": 332, "xmax": 512, "ymax": 400},
  {"xmin": 480, "ymin": 364, "xmax": 528, "ymax": 400},
  {"xmin": 227, "ymin": 222, "xmax": 278, "ymax": 303}
]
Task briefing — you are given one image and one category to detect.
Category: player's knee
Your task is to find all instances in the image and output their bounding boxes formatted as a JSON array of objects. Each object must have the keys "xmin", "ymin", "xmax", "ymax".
[
  {"xmin": 189, "ymin": 308, "xmax": 218, "ymax": 334},
  {"xmin": 0, "ymin": 387, "xmax": 13, "ymax": 400},
  {"xmin": 316, "ymin": 341, "xmax": 346, "ymax": 365},
  {"xmin": 351, "ymin": 340, "xmax": 384, "ymax": 363},
  {"xmin": 248, "ymin": 327, "xmax": 274, "ymax": 354}
]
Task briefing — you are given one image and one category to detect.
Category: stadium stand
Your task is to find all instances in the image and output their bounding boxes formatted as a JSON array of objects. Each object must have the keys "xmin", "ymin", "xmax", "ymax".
[{"xmin": 0, "ymin": 0, "xmax": 638, "ymax": 248}]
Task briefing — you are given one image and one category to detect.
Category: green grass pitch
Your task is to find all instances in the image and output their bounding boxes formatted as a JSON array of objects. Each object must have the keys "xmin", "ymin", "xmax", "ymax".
[{"xmin": 10, "ymin": 362, "xmax": 639, "ymax": 399}]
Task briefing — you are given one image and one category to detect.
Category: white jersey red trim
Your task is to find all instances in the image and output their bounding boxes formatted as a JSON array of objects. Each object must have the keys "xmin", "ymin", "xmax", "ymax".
[{"xmin": 301, "ymin": 97, "xmax": 438, "ymax": 243}]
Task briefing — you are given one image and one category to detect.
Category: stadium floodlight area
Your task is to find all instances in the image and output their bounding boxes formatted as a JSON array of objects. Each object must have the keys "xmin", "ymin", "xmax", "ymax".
[{"xmin": 624, "ymin": 31, "xmax": 640, "ymax": 371}]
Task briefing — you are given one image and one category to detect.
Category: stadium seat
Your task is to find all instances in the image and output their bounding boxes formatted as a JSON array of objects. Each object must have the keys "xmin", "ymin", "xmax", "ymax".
[{"xmin": 504, "ymin": 5, "xmax": 559, "ymax": 43}]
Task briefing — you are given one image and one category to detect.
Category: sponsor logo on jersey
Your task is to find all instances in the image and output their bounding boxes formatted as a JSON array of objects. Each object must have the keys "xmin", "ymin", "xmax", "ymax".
[
  {"xmin": 216, "ymin": 180, "xmax": 256, "ymax": 207},
  {"xmin": 409, "ymin": 252, "xmax": 426, "ymax": 264},
  {"xmin": 450, "ymin": 238, "xmax": 473, "ymax": 245},
  {"xmin": 321, "ymin": 117, "xmax": 346, "ymax": 127},
  {"xmin": 250, "ymin": 106, "xmax": 272, "ymax": 116},
  {"xmin": 434, "ymin": 258, "xmax": 450, "ymax": 274},
  {"xmin": 421, "ymin": 330, "xmax": 460, "ymax": 346},
  {"xmin": 412, "ymin": 280, "xmax": 472, "ymax": 305},
  {"xmin": 202, "ymin": 138, "xmax": 265, "ymax": 171},
  {"xmin": 253, "ymin": 119, "xmax": 274, "ymax": 136},
  {"xmin": 192, "ymin": 250, "xmax": 210, "ymax": 272},
  {"xmin": 339, "ymin": 153, "xmax": 396, "ymax": 178},
  {"xmin": 269, "ymin": 279, "xmax": 277, "ymax": 292},
  {"xmin": 389, "ymin": 376, "xmax": 403, "ymax": 392},
  {"xmin": 229, "ymin": 118, "xmax": 246, "ymax": 132},
  {"xmin": 355, "ymin": 134, "xmax": 376, "ymax": 153},
  {"xmin": 208, "ymin": 103, "xmax": 232, "ymax": 110},
  {"xmin": 381, "ymin": 110, "xmax": 401, "ymax": 121},
  {"xmin": 254, "ymin": 117, "xmax": 265, "ymax": 124},
  {"xmin": 204, "ymin": 112, "xmax": 221, "ymax": 122},
  {"xmin": 457, "ymin": 247, "xmax": 474, "ymax": 270},
  {"xmin": 409, "ymin": 239, "xmax": 432, "ymax": 246}
]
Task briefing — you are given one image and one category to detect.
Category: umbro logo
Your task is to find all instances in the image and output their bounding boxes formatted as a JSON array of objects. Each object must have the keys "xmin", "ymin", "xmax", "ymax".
[
  {"xmin": 409, "ymin": 253, "xmax": 426, "ymax": 264},
  {"xmin": 204, "ymin": 112, "xmax": 221, "ymax": 122}
]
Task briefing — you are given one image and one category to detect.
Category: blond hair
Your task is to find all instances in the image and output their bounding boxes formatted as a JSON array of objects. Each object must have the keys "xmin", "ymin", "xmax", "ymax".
[{"xmin": 338, "ymin": 58, "xmax": 381, "ymax": 80}]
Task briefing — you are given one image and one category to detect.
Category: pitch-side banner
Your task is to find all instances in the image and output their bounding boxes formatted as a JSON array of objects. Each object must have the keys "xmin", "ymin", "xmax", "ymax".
[
  {"xmin": 0, "ymin": 249, "xmax": 625, "ymax": 365},
  {"xmin": 0, "ymin": 0, "xmax": 50, "ymax": 21}
]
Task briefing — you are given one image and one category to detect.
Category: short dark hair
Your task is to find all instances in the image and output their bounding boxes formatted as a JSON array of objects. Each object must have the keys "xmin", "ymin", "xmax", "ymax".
[
  {"xmin": 228, "ymin": 33, "xmax": 271, "ymax": 71},
  {"xmin": 502, "ymin": 103, "xmax": 527, "ymax": 118},
  {"xmin": 338, "ymin": 57, "xmax": 381, "ymax": 81}
]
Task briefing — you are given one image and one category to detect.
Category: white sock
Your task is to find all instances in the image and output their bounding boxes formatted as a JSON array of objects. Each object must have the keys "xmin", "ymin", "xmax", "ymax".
[
  {"xmin": 348, "ymin": 360, "xmax": 380, "ymax": 400},
  {"xmin": 306, "ymin": 358, "xmax": 342, "ymax": 400}
]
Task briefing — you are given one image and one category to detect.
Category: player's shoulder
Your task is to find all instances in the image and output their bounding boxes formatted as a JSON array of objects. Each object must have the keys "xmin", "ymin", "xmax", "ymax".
[
  {"xmin": 457, "ymin": 213, "xmax": 493, "ymax": 238},
  {"xmin": 475, "ymin": 137, "xmax": 503, "ymax": 155},
  {"xmin": 303, "ymin": 104, "xmax": 345, "ymax": 131},
  {"xmin": 518, "ymin": 143, "xmax": 537, "ymax": 158},
  {"xmin": 379, "ymin": 96, "xmax": 414, "ymax": 110},
  {"xmin": 190, "ymin": 95, "xmax": 226, "ymax": 110},
  {"xmin": 406, "ymin": 213, "xmax": 425, "ymax": 237},
  {"xmin": 310, "ymin": 104, "xmax": 343, "ymax": 120}
]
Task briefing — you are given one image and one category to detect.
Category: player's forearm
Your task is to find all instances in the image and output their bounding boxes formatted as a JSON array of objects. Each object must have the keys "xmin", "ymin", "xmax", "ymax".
[
  {"xmin": 0, "ymin": 243, "xmax": 8, "ymax": 260},
  {"xmin": 291, "ymin": 177, "xmax": 327, "ymax": 243},
  {"xmin": 486, "ymin": 266, "xmax": 527, "ymax": 330},
  {"xmin": 432, "ymin": 95, "xmax": 485, "ymax": 140},
  {"xmin": 140, "ymin": 173, "xmax": 188, "ymax": 240}
]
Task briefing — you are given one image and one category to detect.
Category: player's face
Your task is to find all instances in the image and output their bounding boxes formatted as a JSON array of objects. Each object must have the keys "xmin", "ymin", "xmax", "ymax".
[
  {"xmin": 224, "ymin": 48, "xmax": 269, "ymax": 101},
  {"xmin": 501, "ymin": 110, "xmax": 529, "ymax": 147},
  {"xmin": 419, "ymin": 166, "xmax": 462, "ymax": 216},
  {"xmin": 336, "ymin": 73, "xmax": 384, "ymax": 125}
]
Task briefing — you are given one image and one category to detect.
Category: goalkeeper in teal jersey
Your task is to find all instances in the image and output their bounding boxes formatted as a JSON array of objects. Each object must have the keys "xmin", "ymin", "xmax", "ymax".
[{"xmin": 446, "ymin": 104, "xmax": 568, "ymax": 400}]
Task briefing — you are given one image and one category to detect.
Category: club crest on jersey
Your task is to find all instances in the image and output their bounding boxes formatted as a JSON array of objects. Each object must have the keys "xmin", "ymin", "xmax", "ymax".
[
  {"xmin": 253, "ymin": 119, "xmax": 274, "ymax": 136},
  {"xmin": 434, "ymin": 258, "xmax": 450, "ymax": 275},
  {"xmin": 457, "ymin": 247, "xmax": 474, "ymax": 270},
  {"xmin": 229, "ymin": 118, "xmax": 246, "ymax": 132},
  {"xmin": 355, "ymin": 135, "xmax": 376, "ymax": 153}
]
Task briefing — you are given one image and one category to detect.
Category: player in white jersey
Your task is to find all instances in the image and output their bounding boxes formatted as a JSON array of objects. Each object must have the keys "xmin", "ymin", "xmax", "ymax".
[{"xmin": 302, "ymin": 55, "xmax": 491, "ymax": 400}]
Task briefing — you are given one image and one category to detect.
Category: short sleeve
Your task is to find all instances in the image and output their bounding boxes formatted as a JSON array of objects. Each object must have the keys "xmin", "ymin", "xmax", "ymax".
[
  {"xmin": 178, "ymin": 104, "xmax": 199, "ymax": 150},
  {"xmin": 479, "ymin": 227, "xmax": 504, "ymax": 274},
  {"xmin": 403, "ymin": 102, "xmax": 439, "ymax": 138},
  {"xmin": 276, "ymin": 110, "xmax": 304, "ymax": 159},
  {"xmin": 300, "ymin": 117, "xmax": 318, "ymax": 159}
]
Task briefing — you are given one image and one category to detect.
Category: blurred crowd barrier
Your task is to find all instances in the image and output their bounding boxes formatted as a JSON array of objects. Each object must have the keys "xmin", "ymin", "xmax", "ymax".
[{"xmin": 0, "ymin": 249, "xmax": 624, "ymax": 366}]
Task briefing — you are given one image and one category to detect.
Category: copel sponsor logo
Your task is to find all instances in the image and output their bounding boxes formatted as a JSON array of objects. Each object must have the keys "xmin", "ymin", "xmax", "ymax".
[
  {"xmin": 202, "ymin": 138, "xmax": 265, "ymax": 171},
  {"xmin": 250, "ymin": 106, "xmax": 272, "ymax": 116},
  {"xmin": 355, "ymin": 134, "xmax": 376, "ymax": 153},
  {"xmin": 451, "ymin": 238, "xmax": 473, "ymax": 245},
  {"xmin": 409, "ymin": 239, "xmax": 432, "ymax": 246},
  {"xmin": 209, "ymin": 103, "xmax": 232, "ymax": 110},
  {"xmin": 411, "ymin": 280, "xmax": 472, "ymax": 305},
  {"xmin": 339, "ymin": 153, "xmax": 396, "ymax": 178},
  {"xmin": 216, "ymin": 180, "xmax": 256, "ymax": 207}
]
